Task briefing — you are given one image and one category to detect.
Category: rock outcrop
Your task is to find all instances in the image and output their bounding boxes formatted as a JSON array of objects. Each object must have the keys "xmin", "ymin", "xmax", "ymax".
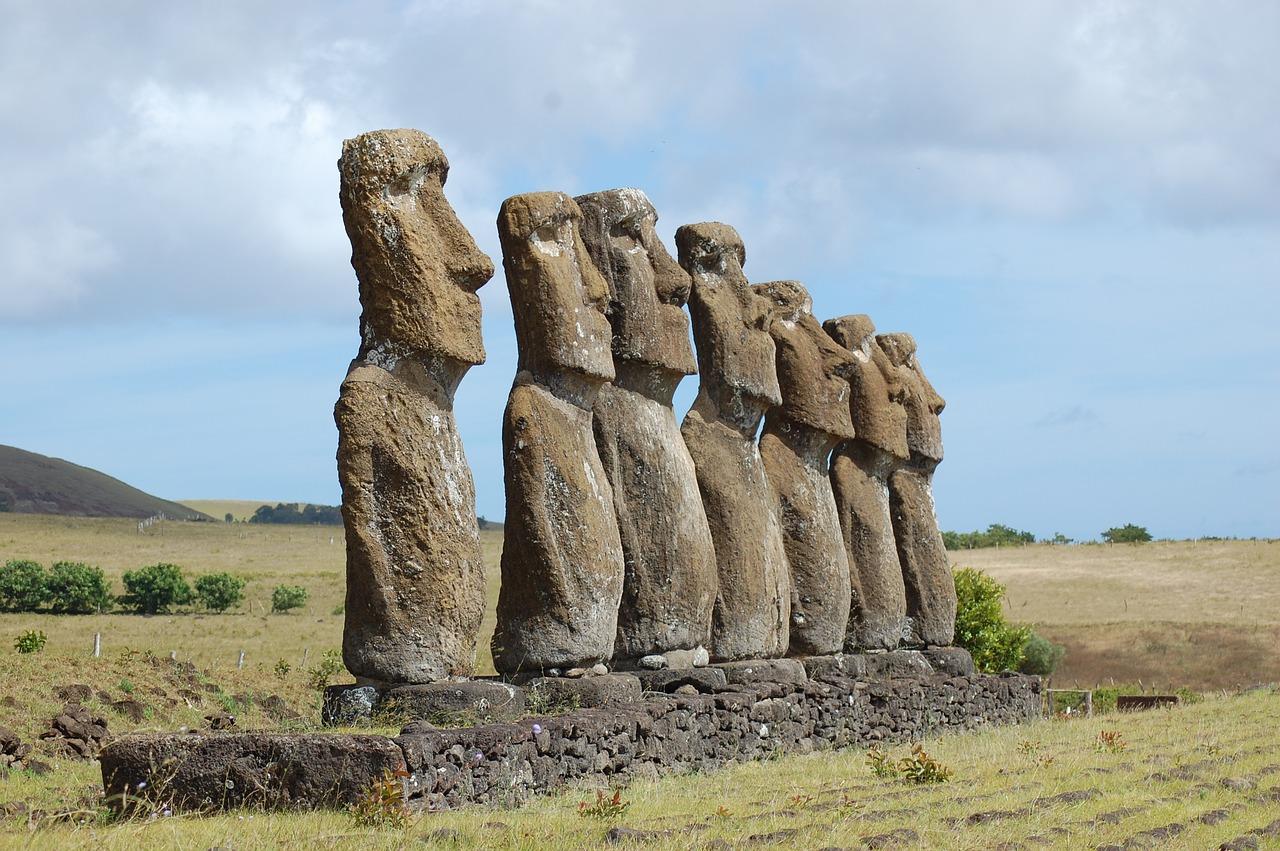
[
  {"xmin": 492, "ymin": 192, "xmax": 626, "ymax": 674},
  {"xmin": 824, "ymin": 315, "xmax": 910, "ymax": 650},
  {"xmin": 576, "ymin": 188, "xmax": 716, "ymax": 664},
  {"xmin": 879, "ymin": 332, "xmax": 956, "ymax": 647},
  {"xmin": 334, "ymin": 129, "xmax": 493, "ymax": 684},
  {"xmin": 754, "ymin": 281, "xmax": 855, "ymax": 656},
  {"xmin": 677, "ymin": 223, "xmax": 790, "ymax": 661}
]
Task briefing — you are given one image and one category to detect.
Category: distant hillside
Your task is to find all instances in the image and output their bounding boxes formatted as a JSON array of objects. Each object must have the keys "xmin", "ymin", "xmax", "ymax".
[{"xmin": 0, "ymin": 445, "xmax": 209, "ymax": 520}]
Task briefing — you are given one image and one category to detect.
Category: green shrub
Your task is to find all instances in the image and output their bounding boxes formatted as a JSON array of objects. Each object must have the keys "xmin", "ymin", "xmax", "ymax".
[
  {"xmin": 118, "ymin": 563, "xmax": 192, "ymax": 614},
  {"xmin": 953, "ymin": 566, "xmax": 1031, "ymax": 672},
  {"xmin": 1019, "ymin": 632, "xmax": 1065, "ymax": 676},
  {"xmin": 942, "ymin": 524, "xmax": 1036, "ymax": 550},
  {"xmin": 271, "ymin": 584, "xmax": 308, "ymax": 613},
  {"xmin": 1102, "ymin": 524, "xmax": 1152, "ymax": 543},
  {"xmin": 306, "ymin": 649, "xmax": 343, "ymax": 690},
  {"xmin": 0, "ymin": 559, "xmax": 48, "ymax": 612},
  {"xmin": 14, "ymin": 629, "xmax": 47, "ymax": 654},
  {"xmin": 194, "ymin": 572, "xmax": 246, "ymax": 613},
  {"xmin": 46, "ymin": 561, "xmax": 113, "ymax": 613}
]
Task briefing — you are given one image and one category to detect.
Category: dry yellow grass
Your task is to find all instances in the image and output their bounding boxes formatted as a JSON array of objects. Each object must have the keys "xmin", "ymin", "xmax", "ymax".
[
  {"xmin": 953, "ymin": 540, "xmax": 1280, "ymax": 690},
  {"xmin": 5, "ymin": 688, "xmax": 1279, "ymax": 849},
  {"xmin": 177, "ymin": 500, "xmax": 276, "ymax": 522}
]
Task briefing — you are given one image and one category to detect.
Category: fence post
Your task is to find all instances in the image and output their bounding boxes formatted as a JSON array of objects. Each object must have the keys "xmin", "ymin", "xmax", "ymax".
[
  {"xmin": 1085, "ymin": 691, "xmax": 1093, "ymax": 718},
  {"xmin": 92, "ymin": 633, "xmax": 101, "ymax": 658},
  {"xmin": 237, "ymin": 650, "xmax": 246, "ymax": 670},
  {"xmin": 170, "ymin": 650, "xmax": 177, "ymax": 661}
]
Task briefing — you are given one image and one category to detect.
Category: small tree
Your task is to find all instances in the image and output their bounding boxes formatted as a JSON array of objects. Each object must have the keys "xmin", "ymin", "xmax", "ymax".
[
  {"xmin": 119, "ymin": 563, "xmax": 192, "ymax": 614},
  {"xmin": 0, "ymin": 560, "xmax": 48, "ymax": 612},
  {"xmin": 953, "ymin": 567, "xmax": 1031, "ymax": 672},
  {"xmin": 46, "ymin": 562, "xmax": 113, "ymax": 613},
  {"xmin": 224, "ymin": 513, "xmax": 235, "ymax": 524},
  {"xmin": 271, "ymin": 584, "xmax": 308, "ymax": 613},
  {"xmin": 1101, "ymin": 524, "xmax": 1152, "ymax": 544},
  {"xmin": 194, "ymin": 572, "xmax": 247, "ymax": 613}
]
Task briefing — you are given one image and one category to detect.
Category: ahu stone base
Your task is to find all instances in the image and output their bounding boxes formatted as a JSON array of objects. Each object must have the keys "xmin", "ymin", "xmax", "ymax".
[{"xmin": 102, "ymin": 665, "xmax": 1040, "ymax": 814}]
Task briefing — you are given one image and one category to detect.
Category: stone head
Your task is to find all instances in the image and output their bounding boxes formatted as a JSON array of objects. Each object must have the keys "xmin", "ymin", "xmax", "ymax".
[
  {"xmin": 823, "ymin": 315, "xmax": 909, "ymax": 459},
  {"xmin": 574, "ymin": 188, "xmax": 696, "ymax": 379},
  {"xmin": 675, "ymin": 222, "xmax": 781, "ymax": 416},
  {"xmin": 498, "ymin": 191, "xmax": 615, "ymax": 383},
  {"xmin": 876, "ymin": 332, "xmax": 944, "ymax": 462},
  {"xmin": 338, "ymin": 129, "xmax": 494, "ymax": 366},
  {"xmin": 753, "ymin": 281, "xmax": 856, "ymax": 441}
]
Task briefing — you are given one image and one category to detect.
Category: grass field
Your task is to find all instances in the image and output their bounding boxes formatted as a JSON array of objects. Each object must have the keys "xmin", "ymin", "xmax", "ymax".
[
  {"xmin": 957, "ymin": 539, "xmax": 1280, "ymax": 690},
  {"xmin": 6, "ymin": 687, "xmax": 1280, "ymax": 849},
  {"xmin": 2, "ymin": 514, "xmax": 1279, "ymax": 847}
]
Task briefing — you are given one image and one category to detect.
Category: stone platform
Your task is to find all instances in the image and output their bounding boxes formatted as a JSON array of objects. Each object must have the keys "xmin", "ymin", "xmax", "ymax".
[{"xmin": 101, "ymin": 656, "xmax": 1038, "ymax": 814}]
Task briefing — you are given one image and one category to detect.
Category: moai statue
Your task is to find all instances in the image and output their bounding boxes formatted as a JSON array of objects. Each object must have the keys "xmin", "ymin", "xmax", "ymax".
[
  {"xmin": 878, "ymin": 332, "xmax": 956, "ymax": 647},
  {"xmin": 491, "ymin": 192, "xmax": 626, "ymax": 674},
  {"xmin": 823, "ymin": 316, "xmax": 910, "ymax": 651},
  {"xmin": 334, "ymin": 129, "xmax": 493, "ymax": 684},
  {"xmin": 677, "ymin": 223, "xmax": 790, "ymax": 661},
  {"xmin": 754, "ymin": 282, "xmax": 856, "ymax": 657},
  {"xmin": 575, "ymin": 189, "xmax": 717, "ymax": 664}
]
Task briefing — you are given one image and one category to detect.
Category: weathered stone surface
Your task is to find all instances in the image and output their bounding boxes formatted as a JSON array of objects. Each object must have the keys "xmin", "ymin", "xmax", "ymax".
[
  {"xmin": 879, "ymin": 332, "xmax": 955, "ymax": 647},
  {"xmin": 383, "ymin": 681, "xmax": 525, "ymax": 722},
  {"xmin": 633, "ymin": 667, "xmax": 728, "ymax": 694},
  {"xmin": 576, "ymin": 189, "xmax": 716, "ymax": 661},
  {"xmin": 824, "ymin": 315, "xmax": 909, "ymax": 651},
  {"xmin": 101, "ymin": 733, "xmax": 406, "ymax": 811},
  {"xmin": 715, "ymin": 658, "xmax": 808, "ymax": 687},
  {"xmin": 492, "ymin": 192, "xmax": 625, "ymax": 673},
  {"xmin": 754, "ymin": 281, "xmax": 855, "ymax": 656},
  {"xmin": 923, "ymin": 646, "xmax": 975, "ymax": 677},
  {"xmin": 800, "ymin": 654, "xmax": 867, "ymax": 682},
  {"xmin": 335, "ymin": 129, "xmax": 493, "ymax": 684},
  {"xmin": 103, "ymin": 672, "xmax": 1042, "ymax": 813},
  {"xmin": 321, "ymin": 684, "xmax": 380, "ymax": 726},
  {"xmin": 526, "ymin": 674, "xmax": 642, "ymax": 709},
  {"xmin": 857, "ymin": 650, "xmax": 934, "ymax": 679},
  {"xmin": 677, "ymin": 223, "xmax": 789, "ymax": 661}
]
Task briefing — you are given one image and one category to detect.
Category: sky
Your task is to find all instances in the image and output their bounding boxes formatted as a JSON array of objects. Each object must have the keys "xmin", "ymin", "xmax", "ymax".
[{"xmin": 1, "ymin": 0, "xmax": 1277, "ymax": 541}]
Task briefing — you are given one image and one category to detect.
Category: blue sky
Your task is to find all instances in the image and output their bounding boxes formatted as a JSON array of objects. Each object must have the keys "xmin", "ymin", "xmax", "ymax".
[{"xmin": 2, "ymin": 1, "xmax": 1277, "ymax": 540}]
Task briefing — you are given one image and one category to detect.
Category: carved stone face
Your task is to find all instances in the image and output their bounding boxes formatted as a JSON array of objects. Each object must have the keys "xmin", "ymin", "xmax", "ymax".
[
  {"xmin": 753, "ymin": 281, "xmax": 856, "ymax": 440},
  {"xmin": 339, "ymin": 129, "xmax": 494, "ymax": 366},
  {"xmin": 676, "ymin": 222, "xmax": 781, "ymax": 413},
  {"xmin": 574, "ymin": 188, "xmax": 696, "ymax": 377},
  {"xmin": 824, "ymin": 315, "xmax": 909, "ymax": 460},
  {"xmin": 498, "ymin": 192, "xmax": 615, "ymax": 383},
  {"xmin": 876, "ymin": 332, "xmax": 944, "ymax": 462}
]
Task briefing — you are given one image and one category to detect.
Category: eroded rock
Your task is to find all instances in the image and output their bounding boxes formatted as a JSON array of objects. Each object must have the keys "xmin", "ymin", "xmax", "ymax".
[
  {"xmin": 677, "ymin": 223, "xmax": 790, "ymax": 661},
  {"xmin": 576, "ymin": 188, "xmax": 716, "ymax": 662},
  {"xmin": 879, "ymin": 332, "xmax": 955, "ymax": 647},
  {"xmin": 492, "ymin": 192, "xmax": 625, "ymax": 673},
  {"xmin": 754, "ymin": 281, "xmax": 855, "ymax": 656},
  {"xmin": 335, "ymin": 129, "xmax": 493, "ymax": 683},
  {"xmin": 824, "ymin": 315, "xmax": 910, "ymax": 651}
]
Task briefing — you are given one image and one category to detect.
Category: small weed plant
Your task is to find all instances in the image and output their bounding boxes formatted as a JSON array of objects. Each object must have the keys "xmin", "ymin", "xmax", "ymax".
[
  {"xmin": 349, "ymin": 771, "xmax": 411, "ymax": 829},
  {"xmin": 306, "ymin": 649, "xmax": 344, "ymax": 691},
  {"xmin": 865, "ymin": 746, "xmax": 896, "ymax": 778},
  {"xmin": 897, "ymin": 744, "xmax": 953, "ymax": 784},
  {"xmin": 1096, "ymin": 730, "xmax": 1128, "ymax": 753},
  {"xmin": 273, "ymin": 659, "xmax": 292, "ymax": 679},
  {"xmin": 14, "ymin": 629, "xmax": 47, "ymax": 653},
  {"xmin": 577, "ymin": 789, "xmax": 630, "ymax": 820}
]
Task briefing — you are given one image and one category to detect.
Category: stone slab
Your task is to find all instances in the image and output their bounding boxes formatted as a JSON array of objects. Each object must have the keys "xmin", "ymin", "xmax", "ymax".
[
  {"xmin": 322, "ymin": 680, "xmax": 524, "ymax": 726},
  {"xmin": 633, "ymin": 667, "xmax": 728, "ymax": 694},
  {"xmin": 713, "ymin": 658, "xmax": 808, "ymax": 686},
  {"xmin": 525, "ymin": 674, "xmax": 642, "ymax": 709},
  {"xmin": 799, "ymin": 654, "xmax": 867, "ymax": 682},
  {"xmin": 922, "ymin": 646, "xmax": 975, "ymax": 677},
  {"xmin": 855, "ymin": 650, "xmax": 934, "ymax": 678}
]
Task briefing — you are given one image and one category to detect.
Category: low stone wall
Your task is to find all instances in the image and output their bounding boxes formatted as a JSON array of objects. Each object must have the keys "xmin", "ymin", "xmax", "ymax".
[{"xmin": 101, "ymin": 666, "xmax": 1040, "ymax": 813}]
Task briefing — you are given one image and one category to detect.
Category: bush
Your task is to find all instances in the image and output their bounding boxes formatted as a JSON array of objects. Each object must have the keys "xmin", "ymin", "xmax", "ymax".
[
  {"xmin": 46, "ymin": 562, "xmax": 113, "ymax": 614},
  {"xmin": 271, "ymin": 584, "xmax": 308, "ymax": 613},
  {"xmin": 14, "ymin": 629, "xmax": 47, "ymax": 653},
  {"xmin": 194, "ymin": 572, "xmax": 246, "ymax": 613},
  {"xmin": 952, "ymin": 567, "xmax": 1031, "ymax": 672},
  {"xmin": 1102, "ymin": 524, "xmax": 1152, "ymax": 544},
  {"xmin": 0, "ymin": 559, "xmax": 48, "ymax": 612},
  {"xmin": 942, "ymin": 524, "xmax": 1036, "ymax": 550},
  {"xmin": 118, "ymin": 563, "xmax": 192, "ymax": 614},
  {"xmin": 1018, "ymin": 632, "xmax": 1065, "ymax": 676}
]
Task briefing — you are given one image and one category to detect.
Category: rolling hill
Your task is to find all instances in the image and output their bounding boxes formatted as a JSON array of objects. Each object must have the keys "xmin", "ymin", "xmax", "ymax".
[{"xmin": 0, "ymin": 444, "xmax": 209, "ymax": 520}]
